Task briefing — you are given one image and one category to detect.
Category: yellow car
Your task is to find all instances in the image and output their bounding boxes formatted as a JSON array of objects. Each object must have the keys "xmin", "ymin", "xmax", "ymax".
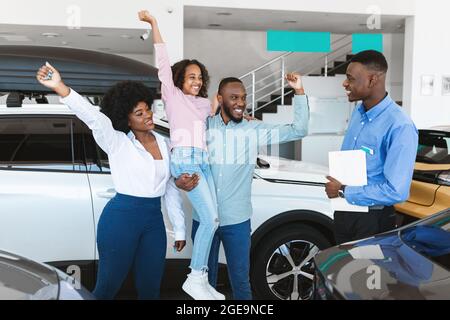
[{"xmin": 395, "ymin": 126, "xmax": 450, "ymax": 223}]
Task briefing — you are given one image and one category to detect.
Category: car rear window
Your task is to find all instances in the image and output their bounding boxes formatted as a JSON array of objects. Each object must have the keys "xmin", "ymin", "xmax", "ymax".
[
  {"xmin": 400, "ymin": 212, "xmax": 450, "ymax": 271},
  {"xmin": 416, "ymin": 130, "xmax": 450, "ymax": 164}
]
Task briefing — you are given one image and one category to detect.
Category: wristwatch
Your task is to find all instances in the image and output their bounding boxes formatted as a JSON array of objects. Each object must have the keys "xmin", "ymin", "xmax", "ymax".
[{"xmin": 338, "ymin": 185, "xmax": 346, "ymax": 198}]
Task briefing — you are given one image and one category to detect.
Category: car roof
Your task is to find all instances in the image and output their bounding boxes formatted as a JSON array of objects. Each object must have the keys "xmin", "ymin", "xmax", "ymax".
[
  {"xmin": 0, "ymin": 45, "xmax": 159, "ymax": 95},
  {"xmin": 428, "ymin": 125, "xmax": 450, "ymax": 133},
  {"xmin": 0, "ymin": 103, "xmax": 170, "ymax": 129},
  {"xmin": 0, "ymin": 103, "xmax": 76, "ymax": 115}
]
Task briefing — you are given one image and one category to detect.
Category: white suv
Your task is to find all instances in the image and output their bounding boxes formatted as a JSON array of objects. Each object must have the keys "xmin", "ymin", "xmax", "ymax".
[{"xmin": 0, "ymin": 47, "xmax": 334, "ymax": 300}]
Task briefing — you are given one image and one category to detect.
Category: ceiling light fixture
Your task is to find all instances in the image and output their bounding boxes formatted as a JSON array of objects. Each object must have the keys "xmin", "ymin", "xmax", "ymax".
[
  {"xmin": 120, "ymin": 34, "xmax": 133, "ymax": 39},
  {"xmin": 41, "ymin": 32, "xmax": 60, "ymax": 38}
]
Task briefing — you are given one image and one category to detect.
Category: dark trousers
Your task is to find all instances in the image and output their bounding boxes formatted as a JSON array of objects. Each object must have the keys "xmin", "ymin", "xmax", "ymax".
[
  {"xmin": 333, "ymin": 206, "xmax": 396, "ymax": 245},
  {"xmin": 192, "ymin": 219, "xmax": 253, "ymax": 300},
  {"xmin": 93, "ymin": 193, "xmax": 167, "ymax": 300}
]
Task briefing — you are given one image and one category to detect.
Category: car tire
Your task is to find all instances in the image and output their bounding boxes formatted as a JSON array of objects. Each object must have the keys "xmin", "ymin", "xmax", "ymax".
[{"xmin": 251, "ymin": 224, "xmax": 332, "ymax": 300}]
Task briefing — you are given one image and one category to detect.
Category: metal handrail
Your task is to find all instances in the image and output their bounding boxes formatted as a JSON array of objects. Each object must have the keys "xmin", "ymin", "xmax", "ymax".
[
  {"xmin": 320, "ymin": 55, "xmax": 352, "ymax": 75},
  {"xmin": 244, "ymin": 49, "xmax": 346, "ymax": 98},
  {"xmin": 239, "ymin": 34, "xmax": 353, "ymax": 115},
  {"xmin": 251, "ymin": 88, "xmax": 296, "ymax": 113},
  {"xmin": 298, "ymin": 40, "xmax": 352, "ymax": 75},
  {"xmin": 247, "ymin": 52, "xmax": 353, "ymax": 112},
  {"xmin": 239, "ymin": 51, "xmax": 294, "ymax": 79},
  {"xmin": 305, "ymin": 53, "xmax": 350, "ymax": 74},
  {"xmin": 240, "ymin": 34, "xmax": 350, "ymax": 80},
  {"xmin": 248, "ymin": 46, "xmax": 350, "ymax": 97},
  {"xmin": 247, "ymin": 47, "xmax": 352, "ymax": 102}
]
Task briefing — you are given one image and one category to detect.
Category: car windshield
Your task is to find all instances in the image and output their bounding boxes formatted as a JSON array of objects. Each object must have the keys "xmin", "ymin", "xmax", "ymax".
[
  {"xmin": 416, "ymin": 130, "xmax": 450, "ymax": 164},
  {"xmin": 400, "ymin": 211, "xmax": 450, "ymax": 271}
]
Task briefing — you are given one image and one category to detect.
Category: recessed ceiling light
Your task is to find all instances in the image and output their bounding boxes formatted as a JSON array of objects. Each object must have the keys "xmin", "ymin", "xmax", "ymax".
[
  {"xmin": 208, "ymin": 24, "xmax": 222, "ymax": 27},
  {"xmin": 216, "ymin": 12, "xmax": 232, "ymax": 16},
  {"xmin": 41, "ymin": 32, "xmax": 60, "ymax": 38},
  {"xmin": 283, "ymin": 20, "xmax": 297, "ymax": 24},
  {"xmin": 120, "ymin": 34, "xmax": 133, "ymax": 39},
  {"xmin": 87, "ymin": 34, "xmax": 102, "ymax": 37}
]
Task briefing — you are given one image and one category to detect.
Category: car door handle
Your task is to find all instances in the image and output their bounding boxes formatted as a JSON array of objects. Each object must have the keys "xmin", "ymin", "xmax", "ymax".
[{"xmin": 96, "ymin": 188, "xmax": 116, "ymax": 199}]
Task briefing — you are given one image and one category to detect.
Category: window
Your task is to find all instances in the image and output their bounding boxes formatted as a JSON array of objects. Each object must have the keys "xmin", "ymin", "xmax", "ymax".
[
  {"xmin": 0, "ymin": 117, "xmax": 84, "ymax": 171},
  {"xmin": 82, "ymin": 122, "xmax": 110, "ymax": 173},
  {"xmin": 417, "ymin": 130, "xmax": 450, "ymax": 164}
]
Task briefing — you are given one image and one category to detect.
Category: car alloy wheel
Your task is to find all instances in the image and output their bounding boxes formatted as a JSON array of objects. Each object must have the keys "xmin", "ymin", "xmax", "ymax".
[{"xmin": 265, "ymin": 240, "xmax": 319, "ymax": 300}]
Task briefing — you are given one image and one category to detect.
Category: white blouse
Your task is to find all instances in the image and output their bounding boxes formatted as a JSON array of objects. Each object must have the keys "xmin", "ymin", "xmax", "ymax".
[
  {"xmin": 60, "ymin": 89, "xmax": 185, "ymax": 240},
  {"xmin": 153, "ymin": 160, "xmax": 166, "ymax": 190}
]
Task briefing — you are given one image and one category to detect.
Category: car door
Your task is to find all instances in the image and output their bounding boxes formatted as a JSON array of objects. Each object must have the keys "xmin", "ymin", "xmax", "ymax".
[
  {"xmin": 83, "ymin": 123, "xmax": 194, "ymax": 261},
  {"xmin": 0, "ymin": 116, "xmax": 95, "ymax": 267}
]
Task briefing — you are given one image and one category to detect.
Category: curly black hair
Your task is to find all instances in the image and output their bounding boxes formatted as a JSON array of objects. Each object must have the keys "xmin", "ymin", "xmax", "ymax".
[
  {"xmin": 171, "ymin": 59, "xmax": 209, "ymax": 98},
  {"xmin": 100, "ymin": 81, "xmax": 154, "ymax": 133}
]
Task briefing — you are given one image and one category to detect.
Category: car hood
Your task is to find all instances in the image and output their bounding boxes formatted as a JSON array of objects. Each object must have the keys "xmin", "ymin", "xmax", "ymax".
[
  {"xmin": 415, "ymin": 162, "xmax": 450, "ymax": 171},
  {"xmin": 255, "ymin": 156, "xmax": 329, "ymax": 184},
  {"xmin": 314, "ymin": 230, "xmax": 450, "ymax": 300},
  {"xmin": 0, "ymin": 250, "xmax": 59, "ymax": 300}
]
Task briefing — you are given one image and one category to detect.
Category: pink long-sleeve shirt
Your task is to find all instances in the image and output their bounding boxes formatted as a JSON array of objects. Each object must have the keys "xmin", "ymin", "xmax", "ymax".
[{"xmin": 154, "ymin": 43, "xmax": 211, "ymax": 150}]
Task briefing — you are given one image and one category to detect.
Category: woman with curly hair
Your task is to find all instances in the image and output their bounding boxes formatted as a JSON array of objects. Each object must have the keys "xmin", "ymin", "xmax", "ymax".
[
  {"xmin": 139, "ymin": 10, "xmax": 224, "ymax": 300},
  {"xmin": 36, "ymin": 63, "xmax": 187, "ymax": 300}
]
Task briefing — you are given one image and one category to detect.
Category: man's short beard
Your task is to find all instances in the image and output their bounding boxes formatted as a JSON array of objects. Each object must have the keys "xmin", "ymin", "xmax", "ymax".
[{"xmin": 223, "ymin": 104, "xmax": 243, "ymax": 123}]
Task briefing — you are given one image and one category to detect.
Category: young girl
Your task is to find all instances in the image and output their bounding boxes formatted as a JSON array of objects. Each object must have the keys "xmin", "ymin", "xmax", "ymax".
[{"xmin": 139, "ymin": 10, "xmax": 224, "ymax": 300}]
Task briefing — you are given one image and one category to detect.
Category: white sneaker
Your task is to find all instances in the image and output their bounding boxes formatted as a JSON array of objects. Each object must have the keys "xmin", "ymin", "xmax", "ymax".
[
  {"xmin": 182, "ymin": 273, "xmax": 215, "ymax": 300},
  {"xmin": 205, "ymin": 281, "xmax": 225, "ymax": 300}
]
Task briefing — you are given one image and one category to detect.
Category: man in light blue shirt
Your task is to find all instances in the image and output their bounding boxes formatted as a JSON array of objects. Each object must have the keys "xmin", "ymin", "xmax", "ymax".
[
  {"xmin": 177, "ymin": 73, "xmax": 309, "ymax": 299},
  {"xmin": 325, "ymin": 50, "xmax": 418, "ymax": 245}
]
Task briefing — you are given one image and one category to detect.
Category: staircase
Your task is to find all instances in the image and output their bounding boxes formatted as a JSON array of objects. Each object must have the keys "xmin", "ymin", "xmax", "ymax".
[{"xmin": 239, "ymin": 35, "xmax": 354, "ymax": 119}]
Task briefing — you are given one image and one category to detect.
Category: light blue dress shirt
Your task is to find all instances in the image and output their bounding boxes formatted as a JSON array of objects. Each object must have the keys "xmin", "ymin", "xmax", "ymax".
[
  {"xmin": 342, "ymin": 94, "xmax": 418, "ymax": 207},
  {"xmin": 192, "ymin": 95, "xmax": 309, "ymax": 226}
]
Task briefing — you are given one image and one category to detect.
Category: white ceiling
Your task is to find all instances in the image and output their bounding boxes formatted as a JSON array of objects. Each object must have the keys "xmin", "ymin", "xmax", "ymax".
[
  {"xmin": 0, "ymin": 25, "xmax": 152, "ymax": 54},
  {"xmin": 184, "ymin": 6, "xmax": 407, "ymax": 33},
  {"xmin": 0, "ymin": 7, "xmax": 406, "ymax": 55}
]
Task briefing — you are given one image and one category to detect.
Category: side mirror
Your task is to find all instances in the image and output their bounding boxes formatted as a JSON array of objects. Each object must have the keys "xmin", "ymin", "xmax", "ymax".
[{"xmin": 257, "ymin": 157, "xmax": 270, "ymax": 169}]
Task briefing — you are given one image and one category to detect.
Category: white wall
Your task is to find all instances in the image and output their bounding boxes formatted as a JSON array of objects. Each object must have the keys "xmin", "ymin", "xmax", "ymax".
[
  {"xmin": 185, "ymin": 28, "xmax": 404, "ymax": 100},
  {"xmin": 184, "ymin": 28, "xmax": 279, "ymax": 98},
  {"xmin": 402, "ymin": 0, "xmax": 450, "ymax": 129},
  {"xmin": 183, "ymin": 0, "xmax": 415, "ymax": 16},
  {"xmin": 384, "ymin": 33, "xmax": 405, "ymax": 102}
]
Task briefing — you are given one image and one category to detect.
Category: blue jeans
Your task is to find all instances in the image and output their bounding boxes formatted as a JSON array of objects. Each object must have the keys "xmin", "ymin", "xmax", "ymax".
[
  {"xmin": 93, "ymin": 193, "xmax": 166, "ymax": 300},
  {"xmin": 192, "ymin": 219, "xmax": 253, "ymax": 300},
  {"xmin": 170, "ymin": 147, "xmax": 219, "ymax": 271}
]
